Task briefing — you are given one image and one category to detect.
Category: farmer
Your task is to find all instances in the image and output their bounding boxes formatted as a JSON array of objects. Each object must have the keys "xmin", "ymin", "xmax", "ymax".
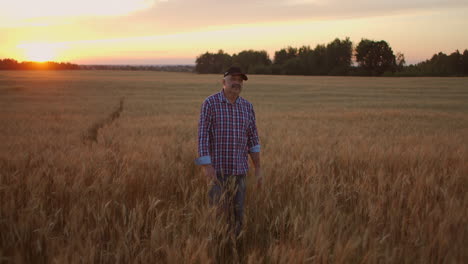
[{"xmin": 195, "ymin": 66, "xmax": 262, "ymax": 238}]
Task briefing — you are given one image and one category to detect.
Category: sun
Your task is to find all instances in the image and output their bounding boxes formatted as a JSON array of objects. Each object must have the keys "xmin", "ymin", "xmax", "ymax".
[{"xmin": 17, "ymin": 42, "xmax": 66, "ymax": 62}]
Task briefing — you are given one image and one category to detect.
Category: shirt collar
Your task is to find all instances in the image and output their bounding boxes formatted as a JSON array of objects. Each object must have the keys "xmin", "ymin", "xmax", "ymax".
[{"xmin": 220, "ymin": 90, "xmax": 240, "ymax": 105}]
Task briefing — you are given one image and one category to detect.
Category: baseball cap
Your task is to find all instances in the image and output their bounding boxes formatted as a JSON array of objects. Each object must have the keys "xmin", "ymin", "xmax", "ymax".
[{"xmin": 223, "ymin": 66, "xmax": 248, "ymax": 81}]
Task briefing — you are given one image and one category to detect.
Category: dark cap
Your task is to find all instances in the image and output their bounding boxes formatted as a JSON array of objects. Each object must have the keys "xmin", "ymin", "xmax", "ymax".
[{"xmin": 223, "ymin": 66, "xmax": 248, "ymax": 81}]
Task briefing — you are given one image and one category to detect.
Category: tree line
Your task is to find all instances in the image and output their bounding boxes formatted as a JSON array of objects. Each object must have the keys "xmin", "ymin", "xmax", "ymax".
[
  {"xmin": 397, "ymin": 50, "xmax": 468, "ymax": 77},
  {"xmin": 0, "ymin": 59, "xmax": 80, "ymax": 70},
  {"xmin": 80, "ymin": 64, "xmax": 194, "ymax": 72},
  {"xmin": 0, "ymin": 59, "xmax": 195, "ymax": 72},
  {"xmin": 195, "ymin": 38, "xmax": 468, "ymax": 77}
]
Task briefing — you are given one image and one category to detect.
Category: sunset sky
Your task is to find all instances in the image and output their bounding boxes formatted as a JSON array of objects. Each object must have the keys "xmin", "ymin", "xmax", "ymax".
[{"xmin": 1, "ymin": 0, "xmax": 468, "ymax": 65}]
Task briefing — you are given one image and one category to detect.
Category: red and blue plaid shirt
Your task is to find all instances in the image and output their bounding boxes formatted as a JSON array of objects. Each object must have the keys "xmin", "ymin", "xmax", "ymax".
[{"xmin": 195, "ymin": 90, "xmax": 260, "ymax": 175}]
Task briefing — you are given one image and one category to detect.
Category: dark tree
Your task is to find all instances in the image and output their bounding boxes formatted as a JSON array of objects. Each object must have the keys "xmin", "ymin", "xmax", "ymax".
[
  {"xmin": 232, "ymin": 50, "xmax": 271, "ymax": 73},
  {"xmin": 297, "ymin": 45, "xmax": 314, "ymax": 75},
  {"xmin": 462, "ymin": 49, "xmax": 468, "ymax": 75},
  {"xmin": 355, "ymin": 39, "xmax": 396, "ymax": 76},
  {"xmin": 195, "ymin": 50, "xmax": 232, "ymax": 74},
  {"xmin": 273, "ymin": 47, "xmax": 298, "ymax": 65},
  {"xmin": 282, "ymin": 57, "xmax": 302, "ymax": 75},
  {"xmin": 0, "ymin": 59, "xmax": 20, "ymax": 70},
  {"xmin": 273, "ymin": 38, "xmax": 352, "ymax": 76},
  {"xmin": 447, "ymin": 50, "xmax": 463, "ymax": 75},
  {"xmin": 326, "ymin": 37, "xmax": 353, "ymax": 75}
]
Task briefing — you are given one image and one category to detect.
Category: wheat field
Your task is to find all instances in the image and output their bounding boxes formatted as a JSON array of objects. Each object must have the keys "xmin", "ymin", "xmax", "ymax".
[{"xmin": 0, "ymin": 71, "xmax": 467, "ymax": 263}]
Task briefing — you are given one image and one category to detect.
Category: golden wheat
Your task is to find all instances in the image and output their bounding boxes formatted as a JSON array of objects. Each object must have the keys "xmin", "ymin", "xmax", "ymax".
[{"xmin": 0, "ymin": 71, "xmax": 467, "ymax": 263}]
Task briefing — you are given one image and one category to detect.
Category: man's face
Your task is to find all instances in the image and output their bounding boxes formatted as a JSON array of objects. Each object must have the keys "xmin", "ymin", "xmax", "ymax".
[{"xmin": 223, "ymin": 74, "xmax": 244, "ymax": 95}]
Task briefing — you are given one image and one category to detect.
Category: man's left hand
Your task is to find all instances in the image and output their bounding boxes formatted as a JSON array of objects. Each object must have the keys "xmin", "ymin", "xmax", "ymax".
[{"xmin": 255, "ymin": 167, "xmax": 263, "ymax": 189}]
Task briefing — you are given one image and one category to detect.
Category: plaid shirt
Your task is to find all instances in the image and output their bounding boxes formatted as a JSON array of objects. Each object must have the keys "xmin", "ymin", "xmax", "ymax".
[{"xmin": 195, "ymin": 90, "xmax": 260, "ymax": 175}]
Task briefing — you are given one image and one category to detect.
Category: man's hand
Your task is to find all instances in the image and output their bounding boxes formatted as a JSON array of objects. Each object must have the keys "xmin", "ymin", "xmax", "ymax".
[
  {"xmin": 202, "ymin": 164, "xmax": 216, "ymax": 184},
  {"xmin": 255, "ymin": 167, "xmax": 263, "ymax": 189},
  {"xmin": 249, "ymin": 152, "xmax": 262, "ymax": 189}
]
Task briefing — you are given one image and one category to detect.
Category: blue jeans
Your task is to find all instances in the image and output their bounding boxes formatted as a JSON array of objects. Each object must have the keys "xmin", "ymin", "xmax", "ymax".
[{"xmin": 209, "ymin": 173, "xmax": 246, "ymax": 237}]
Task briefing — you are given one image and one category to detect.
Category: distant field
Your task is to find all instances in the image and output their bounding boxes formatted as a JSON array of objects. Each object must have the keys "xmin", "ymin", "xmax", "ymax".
[{"xmin": 1, "ymin": 71, "xmax": 467, "ymax": 263}]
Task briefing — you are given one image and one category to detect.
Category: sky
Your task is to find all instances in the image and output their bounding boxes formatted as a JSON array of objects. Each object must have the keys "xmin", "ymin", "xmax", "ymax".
[{"xmin": 1, "ymin": 0, "xmax": 468, "ymax": 65}]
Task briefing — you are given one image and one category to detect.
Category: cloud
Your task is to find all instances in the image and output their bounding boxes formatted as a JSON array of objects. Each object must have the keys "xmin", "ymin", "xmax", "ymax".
[
  {"xmin": 90, "ymin": 0, "xmax": 468, "ymax": 35},
  {"xmin": 2, "ymin": 0, "xmax": 467, "ymax": 43},
  {"xmin": 0, "ymin": 0, "xmax": 157, "ymax": 27}
]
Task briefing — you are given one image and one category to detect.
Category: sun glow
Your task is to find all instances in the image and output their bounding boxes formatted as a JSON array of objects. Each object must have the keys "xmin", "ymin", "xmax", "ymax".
[{"xmin": 17, "ymin": 42, "xmax": 67, "ymax": 62}]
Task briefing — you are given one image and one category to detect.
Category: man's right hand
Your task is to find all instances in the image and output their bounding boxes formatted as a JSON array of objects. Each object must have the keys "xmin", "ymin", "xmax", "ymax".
[{"xmin": 202, "ymin": 164, "xmax": 216, "ymax": 184}]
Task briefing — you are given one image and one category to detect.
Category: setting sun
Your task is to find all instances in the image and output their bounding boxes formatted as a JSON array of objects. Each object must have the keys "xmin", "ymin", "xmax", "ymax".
[{"xmin": 17, "ymin": 42, "xmax": 66, "ymax": 62}]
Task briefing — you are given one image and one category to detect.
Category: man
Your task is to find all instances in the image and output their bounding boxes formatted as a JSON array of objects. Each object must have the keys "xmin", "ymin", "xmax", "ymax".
[{"xmin": 195, "ymin": 66, "xmax": 262, "ymax": 238}]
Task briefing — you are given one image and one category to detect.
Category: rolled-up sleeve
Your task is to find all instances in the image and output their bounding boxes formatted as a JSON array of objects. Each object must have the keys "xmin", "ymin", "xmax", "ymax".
[
  {"xmin": 247, "ymin": 105, "xmax": 260, "ymax": 153},
  {"xmin": 195, "ymin": 100, "xmax": 212, "ymax": 165}
]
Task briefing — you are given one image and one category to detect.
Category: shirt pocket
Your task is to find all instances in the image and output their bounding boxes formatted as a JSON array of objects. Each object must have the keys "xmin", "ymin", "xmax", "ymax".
[
  {"xmin": 238, "ymin": 110, "xmax": 250, "ymax": 131},
  {"xmin": 212, "ymin": 108, "xmax": 222, "ymax": 130}
]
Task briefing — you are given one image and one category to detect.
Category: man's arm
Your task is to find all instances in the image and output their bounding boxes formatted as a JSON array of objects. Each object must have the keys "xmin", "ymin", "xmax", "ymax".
[
  {"xmin": 249, "ymin": 150, "xmax": 262, "ymax": 187},
  {"xmin": 247, "ymin": 105, "xmax": 262, "ymax": 186},
  {"xmin": 195, "ymin": 100, "xmax": 216, "ymax": 181},
  {"xmin": 249, "ymin": 152, "xmax": 261, "ymax": 170},
  {"xmin": 195, "ymin": 100, "xmax": 212, "ymax": 165},
  {"xmin": 247, "ymin": 105, "xmax": 260, "ymax": 152},
  {"xmin": 247, "ymin": 106, "xmax": 260, "ymax": 154}
]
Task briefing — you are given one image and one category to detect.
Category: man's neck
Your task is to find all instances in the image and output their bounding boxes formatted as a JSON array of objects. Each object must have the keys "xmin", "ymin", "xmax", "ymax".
[{"xmin": 223, "ymin": 90, "xmax": 238, "ymax": 104}]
